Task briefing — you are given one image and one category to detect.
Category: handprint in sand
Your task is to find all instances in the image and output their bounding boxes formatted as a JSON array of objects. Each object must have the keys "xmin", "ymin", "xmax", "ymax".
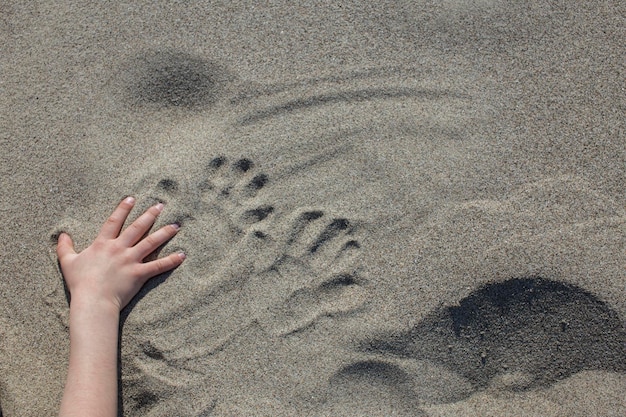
[{"xmin": 116, "ymin": 157, "xmax": 368, "ymax": 414}]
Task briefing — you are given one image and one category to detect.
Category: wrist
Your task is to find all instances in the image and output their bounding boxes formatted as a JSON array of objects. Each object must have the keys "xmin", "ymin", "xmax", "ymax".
[
  {"xmin": 69, "ymin": 295, "xmax": 121, "ymax": 321},
  {"xmin": 67, "ymin": 296, "xmax": 120, "ymax": 356}
]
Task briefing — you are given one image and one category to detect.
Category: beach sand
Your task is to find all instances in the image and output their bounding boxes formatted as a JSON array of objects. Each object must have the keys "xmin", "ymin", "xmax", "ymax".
[{"xmin": 1, "ymin": 1, "xmax": 624, "ymax": 415}]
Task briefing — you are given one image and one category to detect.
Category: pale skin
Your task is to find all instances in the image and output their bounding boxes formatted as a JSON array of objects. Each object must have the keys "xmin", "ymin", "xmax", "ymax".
[{"xmin": 56, "ymin": 196, "xmax": 186, "ymax": 417}]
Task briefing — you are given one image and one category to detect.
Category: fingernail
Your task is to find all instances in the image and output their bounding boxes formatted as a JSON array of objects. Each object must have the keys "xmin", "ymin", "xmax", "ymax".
[
  {"xmin": 125, "ymin": 196, "xmax": 135, "ymax": 205},
  {"xmin": 171, "ymin": 223, "xmax": 180, "ymax": 230},
  {"xmin": 155, "ymin": 203, "xmax": 164, "ymax": 212},
  {"xmin": 178, "ymin": 252, "xmax": 186, "ymax": 260},
  {"xmin": 51, "ymin": 231, "xmax": 66, "ymax": 243}
]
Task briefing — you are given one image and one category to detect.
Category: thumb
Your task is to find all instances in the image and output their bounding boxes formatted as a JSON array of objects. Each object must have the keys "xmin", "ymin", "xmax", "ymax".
[{"xmin": 56, "ymin": 232, "xmax": 77, "ymax": 261}]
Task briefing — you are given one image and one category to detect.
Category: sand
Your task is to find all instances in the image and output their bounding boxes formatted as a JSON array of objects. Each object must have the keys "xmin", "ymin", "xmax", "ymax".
[{"xmin": 1, "ymin": 1, "xmax": 625, "ymax": 416}]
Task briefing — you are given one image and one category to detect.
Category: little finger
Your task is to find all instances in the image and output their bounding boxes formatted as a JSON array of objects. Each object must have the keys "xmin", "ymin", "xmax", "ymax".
[{"xmin": 136, "ymin": 252, "xmax": 186, "ymax": 283}]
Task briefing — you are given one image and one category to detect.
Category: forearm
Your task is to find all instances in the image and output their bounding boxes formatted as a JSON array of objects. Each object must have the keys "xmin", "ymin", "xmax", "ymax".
[{"xmin": 59, "ymin": 298, "xmax": 120, "ymax": 417}]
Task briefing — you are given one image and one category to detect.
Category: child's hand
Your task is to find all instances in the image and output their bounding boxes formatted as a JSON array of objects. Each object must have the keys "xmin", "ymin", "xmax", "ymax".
[{"xmin": 56, "ymin": 196, "xmax": 186, "ymax": 312}]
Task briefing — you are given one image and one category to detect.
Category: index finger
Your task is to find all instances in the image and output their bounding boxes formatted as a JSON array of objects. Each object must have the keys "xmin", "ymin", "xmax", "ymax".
[{"xmin": 98, "ymin": 197, "xmax": 136, "ymax": 239}]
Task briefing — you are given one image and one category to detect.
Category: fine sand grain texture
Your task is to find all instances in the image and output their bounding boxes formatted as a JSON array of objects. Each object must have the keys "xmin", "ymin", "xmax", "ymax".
[{"xmin": 1, "ymin": 1, "xmax": 625, "ymax": 416}]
